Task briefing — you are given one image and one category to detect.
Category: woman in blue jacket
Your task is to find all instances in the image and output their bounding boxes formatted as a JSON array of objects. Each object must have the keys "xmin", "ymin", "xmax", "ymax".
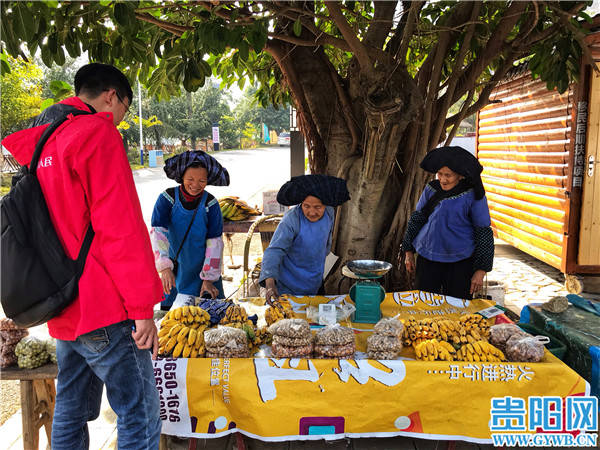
[
  {"xmin": 402, "ymin": 146, "xmax": 494, "ymax": 300},
  {"xmin": 151, "ymin": 151, "xmax": 229, "ymax": 309},
  {"xmin": 259, "ymin": 175, "xmax": 350, "ymax": 303}
]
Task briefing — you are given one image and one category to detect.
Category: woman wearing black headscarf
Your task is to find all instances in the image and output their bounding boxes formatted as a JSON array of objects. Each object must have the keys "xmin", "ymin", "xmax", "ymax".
[
  {"xmin": 259, "ymin": 174, "xmax": 350, "ymax": 303},
  {"xmin": 402, "ymin": 146, "xmax": 494, "ymax": 299},
  {"xmin": 150, "ymin": 151, "xmax": 230, "ymax": 309}
]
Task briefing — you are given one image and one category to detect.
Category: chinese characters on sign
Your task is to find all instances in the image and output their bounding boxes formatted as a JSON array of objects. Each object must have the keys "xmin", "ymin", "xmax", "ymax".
[
  {"xmin": 428, "ymin": 364, "xmax": 534, "ymax": 382},
  {"xmin": 210, "ymin": 358, "xmax": 231, "ymax": 404},
  {"xmin": 573, "ymin": 101, "xmax": 588, "ymax": 188}
]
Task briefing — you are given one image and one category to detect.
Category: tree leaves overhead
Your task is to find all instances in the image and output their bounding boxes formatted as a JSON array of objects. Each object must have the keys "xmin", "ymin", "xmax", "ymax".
[{"xmin": 0, "ymin": 0, "xmax": 593, "ymax": 103}]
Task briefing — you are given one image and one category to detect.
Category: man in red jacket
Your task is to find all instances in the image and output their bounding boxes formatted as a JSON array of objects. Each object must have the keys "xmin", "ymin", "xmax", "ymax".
[{"xmin": 2, "ymin": 64, "xmax": 163, "ymax": 449}]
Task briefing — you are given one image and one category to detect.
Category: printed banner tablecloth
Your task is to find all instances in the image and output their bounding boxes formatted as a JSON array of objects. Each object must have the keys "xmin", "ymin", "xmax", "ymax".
[{"xmin": 153, "ymin": 291, "xmax": 590, "ymax": 443}]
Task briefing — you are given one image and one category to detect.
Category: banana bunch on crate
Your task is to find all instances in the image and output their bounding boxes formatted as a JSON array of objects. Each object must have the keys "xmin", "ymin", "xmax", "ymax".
[
  {"xmin": 219, "ymin": 304, "xmax": 249, "ymax": 325},
  {"xmin": 158, "ymin": 306, "xmax": 210, "ymax": 358},
  {"xmin": 219, "ymin": 196, "xmax": 261, "ymax": 221},
  {"xmin": 458, "ymin": 314, "xmax": 491, "ymax": 339},
  {"xmin": 265, "ymin": 298, "xmax": 295, "ymax": 326},
  {"xmin": 456, "ymin": 340, "xmax": 506, "ymax": 362},
  {"xmin": 414, "ymin": 339, "xmax": 458, "ymax": 361}
]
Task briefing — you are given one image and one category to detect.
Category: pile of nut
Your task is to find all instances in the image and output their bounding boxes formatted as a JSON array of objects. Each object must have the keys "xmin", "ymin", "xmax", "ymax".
[
  {"xmin": 314, "ymin": 325, "xmax": 355, "ymax": 359},
  {"xmin": 489, "ymin": 323, "xmax": 546, "ymax": 362},
  {"xmin": 15, "ymin": 337, "xmax": 52, "ymax": 369},
  {"xmin": 269, "ymin": 319, "xmax": 313, "ymax": 358},
  {"xmin": 204, "ymin": 327, "xmax": 250, "ymax": 358},
  {"xmin": 367, "ymin": 317, "xmax": 404, "ymax": 360},
  {"xmin": 0, "ymin": 318, "xmax": 28, "ymax": 368}
]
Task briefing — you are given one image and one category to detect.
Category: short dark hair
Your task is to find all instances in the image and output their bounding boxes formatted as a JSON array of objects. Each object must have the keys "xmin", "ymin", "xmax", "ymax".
[{"xmin": 74, "ymin": 63, "xmax": 133, "ymax": 105}]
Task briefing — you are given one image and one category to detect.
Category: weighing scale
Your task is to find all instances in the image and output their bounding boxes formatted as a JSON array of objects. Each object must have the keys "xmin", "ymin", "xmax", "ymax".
[{"xmin": 344, "ymin": 260, "xmax": 392, "ymax": 323}]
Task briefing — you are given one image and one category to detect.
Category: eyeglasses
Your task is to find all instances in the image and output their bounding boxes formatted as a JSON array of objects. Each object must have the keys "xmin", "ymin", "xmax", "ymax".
[{"xmin": 115, "ymin": 91, "xmax": 131, "ymax": 115}]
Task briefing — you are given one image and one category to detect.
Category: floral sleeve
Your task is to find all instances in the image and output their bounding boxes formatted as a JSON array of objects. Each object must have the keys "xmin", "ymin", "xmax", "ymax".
[
  {"xmin": 150, "ymin": 226, "xmax": 173, "ymax": 272},
  {"xmin": 200, "ymin": 236, "xmax": 223, "ymax": 281}
]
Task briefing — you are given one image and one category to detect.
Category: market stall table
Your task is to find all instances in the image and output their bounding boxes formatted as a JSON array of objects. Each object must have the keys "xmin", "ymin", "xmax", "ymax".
[
  {"xmin": 154, "ymin": 291, "xmax": 592, "ymax": 445},
  {"xmin": 521, "ymin": 302, "xmax": 600, "ymax": 401},
  {"xmin": 0, "ymin": 363, "xmax": 57, "ymax": 450}
]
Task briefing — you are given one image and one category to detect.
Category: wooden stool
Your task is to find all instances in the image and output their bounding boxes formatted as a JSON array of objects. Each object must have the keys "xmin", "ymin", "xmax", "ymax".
[{"xmin": 0, "ymin": 363, "xmax": 58, "ymax": 450}]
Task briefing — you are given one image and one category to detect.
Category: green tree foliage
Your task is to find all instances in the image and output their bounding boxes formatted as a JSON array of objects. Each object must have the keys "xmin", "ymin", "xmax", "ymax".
[{"xmin": 0, "ymin": 54, "xmax": 43, "ymax": 138}]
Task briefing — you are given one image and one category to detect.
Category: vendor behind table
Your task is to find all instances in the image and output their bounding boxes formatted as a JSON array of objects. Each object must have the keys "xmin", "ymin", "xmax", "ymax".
[
  {"xmin": 259, "ymin": 174, "xmax": 350, "ymax": 304},
  {"xmin": 151, "ymin": 150, "xmax": 230, "ymax": 310},
  {"xmin": 402, "ymin": 146, "xmax": 494, "ymax": 300}
]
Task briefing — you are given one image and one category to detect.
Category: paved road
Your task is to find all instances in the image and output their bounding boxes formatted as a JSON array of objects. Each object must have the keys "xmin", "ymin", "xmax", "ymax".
[{"xmin": 133, "ymin": 146, "xmax": 293, "ymax": 224}]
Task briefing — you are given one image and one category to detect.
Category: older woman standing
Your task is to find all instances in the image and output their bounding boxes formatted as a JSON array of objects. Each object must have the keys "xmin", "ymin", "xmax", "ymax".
[
  {"xmin": 402, "ymin": 146, "xmax": 494, "ymax": 300},
  {"xmin": 151, "ymin": 151, "xmax": 229, "ymax": 309},
  {"xmin": 259, "ymin": 174, "xmax": 350, "ymax": 303}
]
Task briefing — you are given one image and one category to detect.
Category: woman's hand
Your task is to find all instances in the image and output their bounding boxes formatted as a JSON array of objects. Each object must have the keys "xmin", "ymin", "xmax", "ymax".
[
  {"xmin": 159, "ymin": 268, "xmax": 175, "ymax": 295},
  {"xmin": 200, "ymin": 280, "xmax": 220, "ymax": 299},
  {"xmin": 405, "ymin": 251, "xmax": 416, "ymax": 275},
  {"xmin": 265, "ymin": 278, "xmax": 280, "ymax": 305},
  {"xmin": 470, "ymin": 269, "xmax": 486, "ymax": 295}
]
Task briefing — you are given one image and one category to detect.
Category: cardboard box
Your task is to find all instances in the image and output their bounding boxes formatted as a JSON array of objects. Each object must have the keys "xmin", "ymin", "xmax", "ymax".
[{"xmin": 262, "ymin": 191, "xmax": 288, "ymax": 215}]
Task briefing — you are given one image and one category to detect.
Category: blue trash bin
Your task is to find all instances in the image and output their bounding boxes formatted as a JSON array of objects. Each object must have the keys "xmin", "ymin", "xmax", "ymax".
[{"xmin": 148, "ymin": 150, "xmax": 157, "ymax": 168}]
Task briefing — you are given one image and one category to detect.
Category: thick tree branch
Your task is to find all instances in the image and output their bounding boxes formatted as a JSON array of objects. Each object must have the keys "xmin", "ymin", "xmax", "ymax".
[
  {"xmin": 394, "ymin": 1, "xmax": 425, "ymax": 64},
  {"xmin": 448, "ymin": 1, "xmax": 528, "ymax": 105},
  {"xmin": 326, "ymin": 2, "xmax": 373, "ymax": 74},
  {"xmin": 267, "ymin": 31, "xmax": 352, "ymax": 52},
  {"xmin": 363, "ymin": 1, "xmax": 397, "ymax": 50},
  {"xmin": 444, "ymin": 88, "xmax": 474, "ymax": 145},
  {"xmin": 134, "ymin": 12, "xmax": 189, "ymax": 36}
]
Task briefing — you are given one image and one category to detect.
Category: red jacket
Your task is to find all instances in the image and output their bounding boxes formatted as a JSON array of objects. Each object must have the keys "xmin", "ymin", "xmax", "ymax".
[{"xmin": 2, "ymin": 97, "xmax": 162, "ymax": 340}]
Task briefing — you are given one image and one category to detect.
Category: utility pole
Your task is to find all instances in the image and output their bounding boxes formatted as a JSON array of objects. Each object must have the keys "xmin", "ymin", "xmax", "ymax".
[{"xmin": 138, "ymin": 81, "xmax": 144, "ymax": 165}]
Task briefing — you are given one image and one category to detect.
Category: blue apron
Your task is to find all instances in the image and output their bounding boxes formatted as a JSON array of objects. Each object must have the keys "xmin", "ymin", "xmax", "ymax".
[
  {"xmin": 162, "ymin": 189, "xmax": 223, "ymax": 308},
  {"xmin": 278, "ymin": 211, "xmax": 332, "ymax": 295}
]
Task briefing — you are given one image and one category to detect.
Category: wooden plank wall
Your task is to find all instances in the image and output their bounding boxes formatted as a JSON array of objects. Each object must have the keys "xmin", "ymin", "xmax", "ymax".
[
  {"xmin": 477, "ymin": 73, "xmax": 572, "ymax": 271},
  {"xmin": 577, "ymin": 69, "xmax": 600, "ymax": 266}
]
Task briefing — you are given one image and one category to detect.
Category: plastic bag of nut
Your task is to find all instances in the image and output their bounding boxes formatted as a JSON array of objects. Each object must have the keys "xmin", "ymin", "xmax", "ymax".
[
  {"xmin": 204, "ymin": 327, "xmax": 248, "ymax": 348},
  {"xmin": 489, "ymin": 323, "xmax": 529, "ymax": 352},
  {"xmin": 373, "ymin": 317, "xmax": 404, "ymax": 337},
  {"xmin": 506, "ymin": 334, "xmax": 548, "ymax": 363},
  {"xmin": 268, "ymin": 318, "xmax": 311, "ymax": 338},
  {"xmin": 314, "ymin": 324, "xmax": 354, "ymax": 346},
  {"xmin": 0, "ymin": 318, "xmax": 29, "ymax": 368},
  {"xmin": 314, "ymin": 342, "xmax": 355, "ymax": 359},
  {"xmin": 271, "ymin": 342, "xmax": 313, "ymax": 358}
]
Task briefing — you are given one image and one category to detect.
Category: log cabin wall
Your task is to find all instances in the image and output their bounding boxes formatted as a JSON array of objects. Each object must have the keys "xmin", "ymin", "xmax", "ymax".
[{"xmin": 476, "ymin": 69, "xmax": 573, "ymax": 271}]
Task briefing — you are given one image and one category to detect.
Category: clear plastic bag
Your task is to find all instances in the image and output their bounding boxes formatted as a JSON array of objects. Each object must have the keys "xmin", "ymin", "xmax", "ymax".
[
  {"xmin": 268, "ymin": 318, "xmax": 311, "ymax": 338},
  {"xmin": 367, "ymin": 334, "xmax": 403, "ymax": 352},
  {"xmin": 204, "ymin": 327, "xmax": 248, "ymax": 349},
  {"xmin": 314, "ymin": 342, "xmax": 355, "ymax": 358},
  {"xmin": 506, "ymin": 335, "xmax": 548, "ymax": 362},
  {"xmin": 314, "ymin": 324, "xmax": 354, "ymax": 346},
  {"xmin": 373, "ymin": 317, "xmax": 404, "ymax": 337},
  {"xmin": 305, "ymin": 303, "xmax": 356, "ymax": 324},
  {"xmin": 271, "ymin": 342, "xmax": 313, "ymax": 358},
  {"xmin": 489, "ymin": 323, "xmax": 529, "ymax": 350},
  {"xmin": 14, "ymin": 337, "xmax": 50, "ymax": 369}
]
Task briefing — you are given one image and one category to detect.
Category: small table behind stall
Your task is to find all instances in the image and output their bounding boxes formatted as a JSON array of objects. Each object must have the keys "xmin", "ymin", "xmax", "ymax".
[
  {"xmin": 154, "ymin": 291, "xmax": 592, "ymax": 446},
  {"xmin": 222, "ymin": 215, "xmax": 281, "ymax": 251},
  {"xmin": 0, "ymin": 363, "xmax": 57, "ymax": 450}
]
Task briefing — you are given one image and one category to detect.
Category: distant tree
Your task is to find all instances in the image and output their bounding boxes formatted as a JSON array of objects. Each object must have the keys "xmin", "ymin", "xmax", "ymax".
[{"xmin": 0, "ymin": 54, "xmax": 43, "ymax": 138}]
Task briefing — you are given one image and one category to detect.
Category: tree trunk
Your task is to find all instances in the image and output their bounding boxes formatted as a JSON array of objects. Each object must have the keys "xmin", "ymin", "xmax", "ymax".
[{"xmin": 268, "ymin": 43, "xmax": 432, "ymax": 293}]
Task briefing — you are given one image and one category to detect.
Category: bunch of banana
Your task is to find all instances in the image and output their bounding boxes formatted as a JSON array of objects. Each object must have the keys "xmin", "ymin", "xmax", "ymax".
[
  {"xmin": 219, "ymin": 304, "xmax": 249, "ymax": 325},
  {"xmin": 401, "ymin": 317, "xmax": 439, "ymax": 347},
  {"xmin": 157, "ymin": 306, "xmax": 211, "ymax": 358},
  {"xmin": 414, "ymin": 339, "xmax": 457, "ymax": 361},
  {"xmin": 163, "ymin": 305, "xmax": 211, "ymax": 326},
  {"xmin": 456, "ymin": 340, "xmax": 506, "ymax": 362},
  {"xmin": 158, "ymin": 322, "xmax": 208, "ymax": 358},
  {"xmin": 432, "ymin": 319, "xmax": 467, "ymax": 345},
  {"xmin": 459, "ymin": 314, "xmax": 491, "ymax": 339},
  {"xmin": 219, "ymin": 196, "xmax": 261, "ymax": 221},
  {"xmin": 265, "ymin": 302, "xmax": 295, "ymax": 326},
  {"xmin": 245, "ymin": 325, "xmax": 272, "ymax": 354}
]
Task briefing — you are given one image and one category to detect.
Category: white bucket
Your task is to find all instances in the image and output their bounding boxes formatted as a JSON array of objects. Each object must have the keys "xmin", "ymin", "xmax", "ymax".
[{"xmin": 485, "ymin": 280, "xmax": 505, "ymax": 306}]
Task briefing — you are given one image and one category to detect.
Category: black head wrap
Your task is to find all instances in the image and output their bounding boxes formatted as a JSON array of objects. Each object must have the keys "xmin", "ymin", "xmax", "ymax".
[
  {"xmin": 164, "ymin": 151, "xmax": 230, "ymax": 186},
  {"xmin": 276, "ymin": 174, "xmax": 350, "ymax": 206},
  {"xmin": 420, "ymin": 146, "xmax": 485, "ymax": 199}
]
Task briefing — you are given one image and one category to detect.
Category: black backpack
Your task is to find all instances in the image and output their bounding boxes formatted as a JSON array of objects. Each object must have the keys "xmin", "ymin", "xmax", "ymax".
[{"xmin": 1, "ymin": 111, "xmax": 94, "ymax": 327}]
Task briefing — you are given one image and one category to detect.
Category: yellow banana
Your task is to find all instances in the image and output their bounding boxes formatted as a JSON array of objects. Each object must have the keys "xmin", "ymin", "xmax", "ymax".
[
  {"xmin": 182, "ymin": 344, "xmax": 192, "ymax": 358},
  {"xmin": 168, "ymin": 323, "xmax": 183, "ymax": 338},
  {"xmin": 173, "ymin": 342, "xmax": 184, "ymax": 358},
  {"xmin": 164, "ymin": 336, "xmax": 177, "ymax": 353},
  {"xmin": 188, "ymin": 328, "xmax": 198, "ymax": 346},
  {"xmin": 177, "ymin": 326, "xmax": 190, "ymax": 343}
]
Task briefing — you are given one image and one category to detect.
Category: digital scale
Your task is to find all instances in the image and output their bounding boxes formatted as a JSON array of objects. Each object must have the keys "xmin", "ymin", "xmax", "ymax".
[{"xmin": 343, "ymin": 260, "xmax": 392, "ymax": 323}]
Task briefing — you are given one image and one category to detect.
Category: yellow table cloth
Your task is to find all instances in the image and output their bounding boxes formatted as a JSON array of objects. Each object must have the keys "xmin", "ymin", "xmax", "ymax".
[{"xmin": 153, "ymin": 291, "xmax": 589, "ymax": 443}]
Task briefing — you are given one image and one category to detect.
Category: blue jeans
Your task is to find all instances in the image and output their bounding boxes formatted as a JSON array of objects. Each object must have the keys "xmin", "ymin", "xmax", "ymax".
[{"xmin": 52, "ymin": 320, "xmax": 161, "ymax": 450}]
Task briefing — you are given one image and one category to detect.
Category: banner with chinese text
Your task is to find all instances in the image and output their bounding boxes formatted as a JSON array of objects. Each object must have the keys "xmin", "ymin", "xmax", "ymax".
[{"xmin": 153, "ymin": 291, "xmax": 590, "ymax": 443}]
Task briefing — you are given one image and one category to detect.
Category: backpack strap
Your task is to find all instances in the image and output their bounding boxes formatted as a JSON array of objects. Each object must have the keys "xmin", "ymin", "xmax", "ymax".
[
  {"xmin": 29, "ymin": 109, "xmax": 95, "ymax": 267},
  {"xmin": 29, "ymin": 109, "xmax": 92, "ymax": 175}
]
